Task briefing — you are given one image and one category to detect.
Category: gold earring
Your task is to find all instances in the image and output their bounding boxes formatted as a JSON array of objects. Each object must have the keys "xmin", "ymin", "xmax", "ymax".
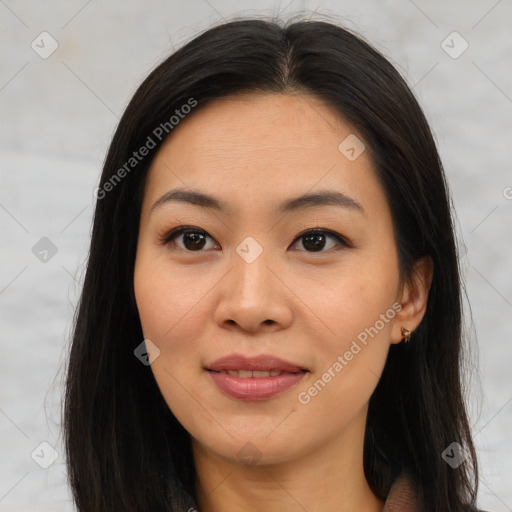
[{"xmin": 401, "ymin": 327, "xmax": 411, "ymax": 343}]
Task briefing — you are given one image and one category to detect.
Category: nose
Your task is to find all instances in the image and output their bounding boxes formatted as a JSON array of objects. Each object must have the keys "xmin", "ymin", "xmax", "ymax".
[{"xmin": 213, "ymin": 245, "xmax": 293, "ymax": 333}]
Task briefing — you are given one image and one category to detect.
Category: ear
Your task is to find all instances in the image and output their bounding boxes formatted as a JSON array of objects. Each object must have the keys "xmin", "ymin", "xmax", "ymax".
[{"xmin": 391, "ymin": 256, "xmax": 434, "ymax": 344}]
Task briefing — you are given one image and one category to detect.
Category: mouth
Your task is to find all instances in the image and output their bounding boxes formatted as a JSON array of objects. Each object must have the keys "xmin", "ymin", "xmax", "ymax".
[{"xmin": 205, "ymin": 354, "xmax": 309, "ymax": 400}]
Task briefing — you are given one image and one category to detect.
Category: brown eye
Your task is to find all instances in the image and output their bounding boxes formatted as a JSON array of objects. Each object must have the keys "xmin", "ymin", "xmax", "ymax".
[
  {"xmin": 161, "ymin": 227, "xmax": 217, "ymax": 251},
  {"xmin": 161, "ymin": 226, "xmax": 350, "ymax": 253},
  {"xmin": 291, "ymin": 229, "xmax": 350, "ymax": 253}
]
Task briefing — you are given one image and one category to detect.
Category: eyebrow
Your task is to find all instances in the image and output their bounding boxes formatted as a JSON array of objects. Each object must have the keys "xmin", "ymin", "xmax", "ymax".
[{"xmin": 150, "ymin": 187, "xmax": 365, "ymax": 215}]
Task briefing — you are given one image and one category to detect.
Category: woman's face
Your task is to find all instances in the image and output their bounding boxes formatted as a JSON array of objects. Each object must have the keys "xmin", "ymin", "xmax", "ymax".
[{"xmin": 134, "ymin": 92, "xmax": 409, "ymax": 466}]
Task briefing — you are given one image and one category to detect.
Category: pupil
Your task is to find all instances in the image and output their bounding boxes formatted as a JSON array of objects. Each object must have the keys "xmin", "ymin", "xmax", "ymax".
[
  {"xmin": 303, "ymin": 234, "xmax": 325, "ymax": 252},
  {"xmin": 184, "ymin": 232, "xmax": 206, "ymax": 250}
]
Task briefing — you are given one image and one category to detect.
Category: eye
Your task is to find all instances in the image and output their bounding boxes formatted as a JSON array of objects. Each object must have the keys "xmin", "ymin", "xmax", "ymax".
[
  {"xmin": 160, "ymin": 226, "xmax": 218, "ymax": 251},
  {"xmin": 160, "ymin": 226, "xmax": 351, "ymax": 253},
  {"xmin": 290, "ymin": 228, "xmax": 351, "ymax": 253}
]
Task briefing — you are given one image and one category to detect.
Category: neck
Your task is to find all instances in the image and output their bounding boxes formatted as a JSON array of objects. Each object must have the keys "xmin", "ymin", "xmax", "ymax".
[{"xmin": 192, "ymin": 410, "xmax": 384, "ymax": 512}]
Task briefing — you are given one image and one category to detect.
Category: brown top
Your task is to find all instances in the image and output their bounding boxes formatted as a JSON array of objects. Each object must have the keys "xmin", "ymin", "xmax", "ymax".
[{"xmin": 383, "ymin": 473, "xmax": 419, "ymax": 511}]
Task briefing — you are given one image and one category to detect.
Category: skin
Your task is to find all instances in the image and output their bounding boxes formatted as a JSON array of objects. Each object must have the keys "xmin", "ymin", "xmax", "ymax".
[{"xmin": 133, "ymin": 92, "xmax": 433, "ymax": 512}]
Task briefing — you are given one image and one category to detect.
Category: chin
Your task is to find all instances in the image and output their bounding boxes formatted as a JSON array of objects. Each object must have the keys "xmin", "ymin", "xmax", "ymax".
[{"xmin": 193, "ymin": 427, "xmax": 312, "ymax": 468}]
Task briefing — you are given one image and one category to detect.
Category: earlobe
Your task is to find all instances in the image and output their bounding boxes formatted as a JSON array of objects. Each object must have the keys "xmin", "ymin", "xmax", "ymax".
[
  {"xmin": 400, "ymin": 326, "xmax": 411, "ymax": 343},
  {"xmin": 391, "ymin": 256, "xmax": 434, "ymax": 344}
]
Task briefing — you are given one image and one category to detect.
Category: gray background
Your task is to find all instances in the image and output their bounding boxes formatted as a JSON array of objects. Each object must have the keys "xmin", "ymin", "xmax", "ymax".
[{"xmin": 0, "ymin": 1, "xmax": 511, "ymax": 510}]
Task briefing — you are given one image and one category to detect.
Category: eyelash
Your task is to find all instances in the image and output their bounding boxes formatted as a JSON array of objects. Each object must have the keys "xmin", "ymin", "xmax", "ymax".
[{"xmin": 159, "ymin": 225, "xmax": 352, "ymax": 254}]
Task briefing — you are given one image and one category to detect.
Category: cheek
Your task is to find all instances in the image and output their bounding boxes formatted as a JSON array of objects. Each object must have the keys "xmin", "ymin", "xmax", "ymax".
[
  {"xmin": 134, "ymin": 250, "xmax": 209, "ymax": 344},
  {"xmin": 312, "ymin": 254, "xmax": 399, "ymax": 348},
  {"xmin": 298, "ymin": 247, "xmax": 400, "ymax": 407},
  {"xmin": 134, "ymin": 254, "xmax": 215, "ymax": 429},
  {"xmin": 133, "ymin": 249, "xmax": 224, "ymax": 365},
  {"xmin": 294, "ymin": 295, "xmax": 396, "ymax": 441}
]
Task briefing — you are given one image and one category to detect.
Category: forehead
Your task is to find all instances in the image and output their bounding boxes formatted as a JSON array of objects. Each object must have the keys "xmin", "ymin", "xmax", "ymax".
[
  {"xmin": 157, "ymin": 92, "xmax": 351, "ymax": 156},
  {"xmin": 142, "ymin": 92, "xmax": 384, "ymax": 218}
]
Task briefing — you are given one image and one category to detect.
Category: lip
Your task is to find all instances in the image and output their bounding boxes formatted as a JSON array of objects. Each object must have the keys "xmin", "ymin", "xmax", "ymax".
[
  {"xmin": 205, "ymin": 354, "xmax": 309, "ymax": 401},
  {"xmin": 207, "ymin": 354, "xmax": 307, "ymax": 373}
]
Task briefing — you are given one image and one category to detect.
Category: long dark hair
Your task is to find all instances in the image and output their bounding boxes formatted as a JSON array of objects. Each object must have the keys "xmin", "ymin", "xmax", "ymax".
[{"xmin": 63, "ymin": 16, "xmax": 479, "ymax": 511}]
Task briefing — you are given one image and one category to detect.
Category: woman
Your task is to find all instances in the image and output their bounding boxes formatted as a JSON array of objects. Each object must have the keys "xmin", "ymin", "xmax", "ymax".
[{"xmin": 63, "ymin": 16, "xmax": 483, "ymax": 512}]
